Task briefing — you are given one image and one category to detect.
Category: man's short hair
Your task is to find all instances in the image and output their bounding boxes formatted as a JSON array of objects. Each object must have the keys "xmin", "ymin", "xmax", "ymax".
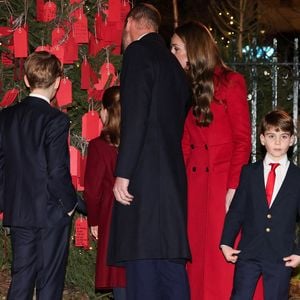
[
  {"xmin": 126, "ymin": 3, "xmax": 161, "ymax": 32},
  {"xmin": 24, "ymin": 51, "xmax": 63, "ymax": 89},
  {"xmin": 260, "ymin": 109, "xmax": 295, "ymax": 136}
]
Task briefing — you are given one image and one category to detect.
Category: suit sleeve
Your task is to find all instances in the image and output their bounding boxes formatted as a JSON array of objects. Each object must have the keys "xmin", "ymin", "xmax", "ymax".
[
  {"xmin": 84, "ymin": 140, "xmax": 106, "ymax": 226},
  {"xmin": 220, "ymin": 165, "xmax": 248, "ymax": 247},
  {"xmin": 115, "ymin": 42, "xmax": 154, "ymax": 179},
  {"xmin": 45, "ymin": 112, "xmax": 77, "ymax": 213},
  {"xmin": 226, "ymin": 73, "xmax": 251, "ymax": 189}
]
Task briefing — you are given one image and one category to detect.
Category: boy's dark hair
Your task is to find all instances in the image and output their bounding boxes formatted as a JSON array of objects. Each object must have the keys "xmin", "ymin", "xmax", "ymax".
[
  {"xmin": 126, "ymin": 3, "xmax": 161, "ymax": 32},
  {"xmin": 24, "ymin": 51, "xmax": 63, "ymax": 89},
  {"xmin": 260, "ymin": 110, "xmax": 295, "ymax": 136}
]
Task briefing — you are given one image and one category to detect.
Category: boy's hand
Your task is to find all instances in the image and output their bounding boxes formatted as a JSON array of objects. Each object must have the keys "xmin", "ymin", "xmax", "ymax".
[
  {"xmin": 283, "ymin": 255, "xmax": 300, "ymax": 268},
  {"xmin": 221, "ymin": 245, "xmax": 241, "ymax": 263}
]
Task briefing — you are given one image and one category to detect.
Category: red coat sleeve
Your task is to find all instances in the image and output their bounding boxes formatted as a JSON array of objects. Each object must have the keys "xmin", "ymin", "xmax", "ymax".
[
  {"xmin": 181, "ymin": 110, "xmax": 192, "ymax": 166},
  {"xmin": 225, "ymin": 73, "xmax": 251, "ymax": 188},
  {"xmin": 83, "ymin": 139, "xmax": 106, "ymax": 226}
]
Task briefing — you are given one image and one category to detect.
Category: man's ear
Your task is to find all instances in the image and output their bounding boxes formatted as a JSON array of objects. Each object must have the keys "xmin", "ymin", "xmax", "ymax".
[
  {"xmin": 24, "ymin": 75, "xmax": 30, "ymax": 88},
  {"xmin": 54, "ymin": 76, "xmax": 61, "ymax": 90}
]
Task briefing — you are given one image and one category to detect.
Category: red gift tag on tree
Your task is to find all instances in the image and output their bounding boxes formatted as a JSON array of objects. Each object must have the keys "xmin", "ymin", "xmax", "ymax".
[
  {"xmin": 63, "ymin": 35, "xmax": 78, "ymax": 64},
  {"xmin": 0, "ymin": 212, "xmax": 3, "ymax": 221},
  {"xmin": 69, "ymin": 145, "xmax": 81, "ymax": 177},
  {"xmin": 72, "ymin": 12, "xmax": 89, "ymax": 44},
  {"xmin": 1, "ymin": 45, "xmax": 13, "ymax": 66},
  {"xmin": 88, "ymin": 34, "xmax": 103, "ymax": 56},
  {"xmin": 56, "ymin": 78, "xmax": 72, "ymax": 107},
  {"xmin": 0, "ymin": 88, "xmax": 19, "ymax": 107},
  {"xmin": 13, "ymin": 27, "xmax": 28, "ymax": 58},
  {"xmin": 81, "ymin": 57, "xmax": 91, "ymax": 89},
  {"xmin": 35, "ymin": 45, "xmax": 51, "ymax": 52},
  {"xmin": 50, "ymin": 45, "xmax": 64, "ymax": 64},
  {"xmin": 36, "ymin": 0, "xmax": 45, "ymax": 21},
  {"xmin": 52, "ymin": 27, "xmax": 65, "ymax": 46},
  {"xmin": 121, "ymin": 0, "xmax": 131, "ymax": 23},
  {"xmin": 87, "ymin": 88, "xmax": 104, "ymax": 102},
  {"xmin": 43, "ymin": 1, "xmax": 57, "ymax": 22},
  {"xmin": 75, "ymin": 216, "xmax": 89, "ymax": 248},
  {"xmin": 108, "ymin": 0, "xmax": 121, "ymax": 22},
  {"xmin": 94, "ymin": 13, "xmax": 104, "ymax": 40},
  {"xmin": 82, "ymin": 110, "xmax": 102, "ymax": 141}
]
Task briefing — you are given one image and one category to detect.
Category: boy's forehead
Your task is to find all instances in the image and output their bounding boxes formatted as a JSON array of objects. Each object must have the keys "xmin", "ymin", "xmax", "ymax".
[{"xmin": 265, "ymin": 126, "xmax": 290, "ymax": 134}]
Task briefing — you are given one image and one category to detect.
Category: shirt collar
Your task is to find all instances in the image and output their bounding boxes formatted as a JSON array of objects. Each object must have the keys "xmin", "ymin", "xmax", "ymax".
[
  {"xmin": 264, "ymin": 153, "xmax": 289, "ymax": 168},
  {"xmin": 29, "ymin": 93, "xmax": 50, "ymax": 103}
]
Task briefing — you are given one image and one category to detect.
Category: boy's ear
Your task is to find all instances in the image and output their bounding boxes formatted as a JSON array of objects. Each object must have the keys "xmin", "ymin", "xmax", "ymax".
[
  {"xmin": 260, "ymin": 134, "xmax": 265, "ymax": 146},
  {"xmin": 290, "ymin": 135, "xmax": 296, "ymax": 146},
  {"xmin": 23, "ymin": 75, "xmax": 30, "ymax": 88}
]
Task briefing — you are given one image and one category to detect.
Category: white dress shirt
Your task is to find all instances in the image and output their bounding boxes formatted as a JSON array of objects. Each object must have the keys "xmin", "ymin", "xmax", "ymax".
[
  {"xmin": 29, "ymin": 93, "xmax": 50, "ymax": 103},
  {"xmin": 263, "ymin": 153, "xmax": 289, "ymax": 207}
]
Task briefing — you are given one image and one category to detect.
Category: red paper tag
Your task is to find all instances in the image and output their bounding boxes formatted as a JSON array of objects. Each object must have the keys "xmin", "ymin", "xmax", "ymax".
[
  {"xmin": 43, "ymin": 1, "xmax": 57, "ymax": 22},
  {"xmin": 52, "ymin": 27, "xmax": 65, "ymax": 46},
  {"xmin": 95, "ymin": 63, "xmax": 117, "ymax": 90},
  {"xmin": 121, "ymin": 0, "xmax": 131, "ymax": 23},
  {"xmin": 56, "ymin": 78, "xmax": 72, "ymax": 107},
  {"xmin": 0, "ymin": 26, "xmax": 12, "ymax": 37},
  {"xmin": 72, "ymin": 12, "xmax": 89, "ymax": 44},
  {"xmin": 50, "ymin": 45, "xmax": 64, "ymax": 64},
  {"xmin": 0, "ymin": 88, "xmax": 19, "ymax": 107},
  {"xmin": 75, "ymin": 216, "xmax": 89, "ymax": 248},
  {"xmin": 0, "ymin": 213, "xmax": 3, "ymax": 220},
  {"xmin": 63, "ymin": 35, "xmax": 78, "ymax": 64},
  {"xmin": 108, "ymin": 0, "xmax": 121, "ymax": 22},
  {"xmin": 82, "ymin": 111, "xmax": 102, "ymax": 141},
  {"xmin": 35, "ymin": 45, "xmax": 51, "ymax": 52},
  {"xmin": 36, "ymin": 0, "xmax": 45, "ymax": 21},
  {"xmin": 1, "ymin": 45, "xmax": 13, "ymax": 65},
  {"xmin": 69, "ymin": 145, "xmax": 80, "ymax": 177},
  {"xmin": 88, "ymin": 34, "xmax": 102, "ymax": 56},
  {"xmin": 87, "ymin": 88, "xmax": 104, "ymax": 101},
  {"xmin": 81, "ymin": 58, "xmax": 91, "ymax": 89},
  {"xmin": 13, "ymin": 28, "xmax": 28, "ymax": 58},
  {"xmin": 94, "ymin": 13, "xmax": 104, "ymax": 40}
]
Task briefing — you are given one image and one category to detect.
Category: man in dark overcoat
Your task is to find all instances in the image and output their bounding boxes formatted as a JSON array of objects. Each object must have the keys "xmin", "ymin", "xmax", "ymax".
[{"xmin": 108, "ymin": 3, "xmax": 191, "ymax": 300}]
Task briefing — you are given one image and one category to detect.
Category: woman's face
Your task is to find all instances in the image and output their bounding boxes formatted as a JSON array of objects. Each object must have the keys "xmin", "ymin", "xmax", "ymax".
[{"xmin": 171, "ymin": 33, "xmax": 188, "ymax": 70}]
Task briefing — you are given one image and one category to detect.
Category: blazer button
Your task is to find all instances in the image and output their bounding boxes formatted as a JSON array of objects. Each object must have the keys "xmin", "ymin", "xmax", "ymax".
[
  {"xmin": 192, "ymin": 167, "xmax": 196, "ymax": 172},
  {"xmin": 205, "ymin": 167, "xmax": 209, "ymax": 172},
  {"xmin": 190, "ymin": 144, "xmax": 195, "ymax": 149},
  {"xmin": 265, "ymin": 228, "xmax": 271, "ymax": 232},
  {"xmin": 204, "ymin": 144, "xmax": 208, "ymax": 150},
  {"xmin": 267, "ymin": 214, "xmax": 272, "ymax": 219}
]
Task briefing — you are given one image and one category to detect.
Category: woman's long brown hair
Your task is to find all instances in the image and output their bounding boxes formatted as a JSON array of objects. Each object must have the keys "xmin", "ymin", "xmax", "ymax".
[{"xmin": 174, "ymin": 21, "xmax": 230, "ymax": 126}]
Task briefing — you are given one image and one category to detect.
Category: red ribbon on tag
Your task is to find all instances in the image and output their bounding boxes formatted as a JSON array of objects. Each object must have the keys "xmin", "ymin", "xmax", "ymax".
[
  {"xmin": 56, "ymin": 78, "xmax": 72, "ymax": 107},
  {"xmin": 0, "ymin": 88, "xmax": 19, "ymax": 107},
  {"xmin": 75, "ymin": 216, "xmax": 89, "ymax": 248},
  {"xmin": 13, "ymin": 27, "xmax": 28, "ymax": 58}
]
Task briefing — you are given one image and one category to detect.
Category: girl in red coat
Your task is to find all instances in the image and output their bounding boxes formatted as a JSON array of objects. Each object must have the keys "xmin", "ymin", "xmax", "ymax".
[
  {"xmin": 84, "ymin": 86, "xmax": 126, "ymax": 300},
  {"xmin": 171, "ymin": 21, "xmax": 263, "ymax": 300}
]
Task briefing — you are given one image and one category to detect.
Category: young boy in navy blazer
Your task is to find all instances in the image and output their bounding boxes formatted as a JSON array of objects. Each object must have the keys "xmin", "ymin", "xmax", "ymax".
[
  {"xmin": 220, "ymin": 110, "xmax": 300, "ymax": 300},
  {"xmin": 0, "ymin": 51, "xmax": 77, "ymax": 300}
]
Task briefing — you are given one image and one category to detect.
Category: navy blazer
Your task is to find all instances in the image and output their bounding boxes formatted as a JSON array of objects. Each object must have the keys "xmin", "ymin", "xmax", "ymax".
[
  {"xmin": 0, "ymin": 96, "xmax": 77, "ymax": 228},
  {"xmin": 221, "ymin": 160, "xmax": 300, "ymax": 262}
]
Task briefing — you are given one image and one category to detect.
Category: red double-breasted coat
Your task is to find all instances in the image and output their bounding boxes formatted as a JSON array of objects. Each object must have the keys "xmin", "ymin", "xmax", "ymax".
[
  {"xmin": 182, "ymin": 68, "xmax": 263, "ymax": 299},
  {"xmin": 84, "ymin": 137, "xmax": 126, "ymax": 289}
]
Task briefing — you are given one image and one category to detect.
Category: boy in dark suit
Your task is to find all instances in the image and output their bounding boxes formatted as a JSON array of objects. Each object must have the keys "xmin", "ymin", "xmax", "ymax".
[
  {"xmin": 220, "ymin": 109, "xmax": 300, "ymax": 300},
  {"xmin": 0, "ymin": 51, "xmax": 77, "ymax": 300}
]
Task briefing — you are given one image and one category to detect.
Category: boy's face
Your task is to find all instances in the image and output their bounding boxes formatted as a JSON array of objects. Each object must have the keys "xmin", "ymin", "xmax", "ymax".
[{"xmin": 260, "ymin": 127, "xmax": 294, "ymax": 161}]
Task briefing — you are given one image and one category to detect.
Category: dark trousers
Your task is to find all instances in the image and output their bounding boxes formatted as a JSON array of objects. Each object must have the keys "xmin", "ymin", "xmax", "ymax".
[
  {"xmin": 231, "ymin": 258, "xmax": 292, "ymax": 300},
  {"xmin": 125, "ymin": 259, "xmax": 190, "ymax": 300},
  {"xmin": 7, "ymin": 211, "xmax": 72, "ymax": 300}
]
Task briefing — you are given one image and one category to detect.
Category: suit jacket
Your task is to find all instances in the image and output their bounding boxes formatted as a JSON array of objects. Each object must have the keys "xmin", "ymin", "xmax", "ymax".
[
  {"xmin": 221, "ymin": 160, "xmax": 300, "ymax": 262},
  {"xmin": 108, "ymin": 33, "xmax": 191, "ymax": 264},
  {"xmin": 0, "ymin": 96, "xmax": 77, "ymax": 228}
]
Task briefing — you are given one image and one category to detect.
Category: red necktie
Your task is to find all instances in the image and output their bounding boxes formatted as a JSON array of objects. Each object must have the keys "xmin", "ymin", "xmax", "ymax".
[{"xmin": 265, "ymin": 163, "xmax": 280, "ymax": 206}]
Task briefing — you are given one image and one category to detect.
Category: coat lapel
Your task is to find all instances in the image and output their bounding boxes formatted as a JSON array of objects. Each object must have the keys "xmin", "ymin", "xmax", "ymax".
[{"xmin": 253, "ymin": 161, "xmax": 269, "ymax": 208}]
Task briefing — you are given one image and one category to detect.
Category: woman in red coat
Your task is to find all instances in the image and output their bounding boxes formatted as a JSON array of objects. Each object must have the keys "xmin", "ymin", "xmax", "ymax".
[
  {"xmin": 84, "ymin": 86, "xmax": 126, "ymax": 300},
  {"xmin": 171, "ymin": 21, "xmax": 263, "ymax": 300}
]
